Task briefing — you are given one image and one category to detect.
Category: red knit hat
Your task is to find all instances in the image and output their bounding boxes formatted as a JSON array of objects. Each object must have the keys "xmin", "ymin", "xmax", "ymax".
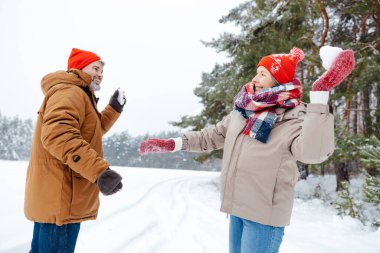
[
  {"xmin": 67, "ymin": 48, "xmax": 101, "ymax": 70},
  {"xmin": 257, "ymin": 47, "xmax": 304, "ymax": 84}
]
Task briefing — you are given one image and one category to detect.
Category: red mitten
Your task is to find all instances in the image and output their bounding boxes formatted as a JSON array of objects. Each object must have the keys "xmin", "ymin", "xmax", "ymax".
[
  {"xmin": 139, "ymin": 138, "xmax": 175, "ymax": 155},
  {"xmin": 312, "ymin": 47, "xmax": 355, "ymax": 91}
]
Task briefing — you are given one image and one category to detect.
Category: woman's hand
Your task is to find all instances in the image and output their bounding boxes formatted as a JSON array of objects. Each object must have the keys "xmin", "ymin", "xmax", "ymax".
[
  {"xmin": 312, "ymin": 46, "xmax": 355, "ymax": 91},
  {"xmin": 139, "ymin": 138, "xmax": 175, "ymax": 155}
]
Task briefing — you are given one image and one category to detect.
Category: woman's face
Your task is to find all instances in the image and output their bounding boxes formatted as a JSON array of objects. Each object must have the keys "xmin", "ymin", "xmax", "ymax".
[{"xmin": 252, "ymin": 66, "xmax": 276, "ymax": 93}]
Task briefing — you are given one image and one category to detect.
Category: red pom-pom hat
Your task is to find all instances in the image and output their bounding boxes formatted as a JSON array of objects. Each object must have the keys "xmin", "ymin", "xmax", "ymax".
[{"xmin": 257, "ymin": 47, "xmax": 304, "ymax": 84}]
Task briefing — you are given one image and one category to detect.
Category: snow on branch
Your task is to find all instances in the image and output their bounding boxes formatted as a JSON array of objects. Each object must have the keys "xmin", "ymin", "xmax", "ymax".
[{"xmin": 247, "ymin": 0, "xmax": 291, "ymax": 37}]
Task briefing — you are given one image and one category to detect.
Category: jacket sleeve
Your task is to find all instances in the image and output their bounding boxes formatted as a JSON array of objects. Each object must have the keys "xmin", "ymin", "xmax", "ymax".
[
  {"xmin": 100, "ymin": 105, "xmax": 120, "ymax": 135},
  {"xmin": 181, "ymin": 112, "xmax": 231, "ymax": 152},
  {"xmin": 40, "ymin": 86, "xmax": 108, "ymax": 183},
  {"xmin": 289, "ymin": 103, "xmax": 335, "ymax": 164}
]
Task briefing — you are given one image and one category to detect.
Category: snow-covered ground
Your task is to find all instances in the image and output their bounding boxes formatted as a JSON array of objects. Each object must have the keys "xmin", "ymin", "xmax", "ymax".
[{"xmin": 0, "ymin": 160, "xmax": 379, "ymax": 253}]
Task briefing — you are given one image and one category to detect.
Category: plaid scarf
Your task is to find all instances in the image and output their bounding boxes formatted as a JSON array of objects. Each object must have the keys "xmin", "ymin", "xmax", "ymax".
[{"xmin": 234, "ymin": 79, "xmax": 302, "ymax": 143}]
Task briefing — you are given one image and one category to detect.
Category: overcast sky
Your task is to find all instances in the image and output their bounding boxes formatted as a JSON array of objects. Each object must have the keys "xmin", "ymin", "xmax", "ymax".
[{"xmin": 0, "ymin": 0, "xmax": 244, "ymax": 137}]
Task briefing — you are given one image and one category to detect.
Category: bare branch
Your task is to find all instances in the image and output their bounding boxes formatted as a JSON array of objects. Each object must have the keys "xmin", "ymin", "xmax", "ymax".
[
  {"xmin": 316, "ymin": 0, "xmax": 329, "ymax": 48},
  {"xmin": 357, "ymin": 37, "xmax": 380, "ymax": 55}
]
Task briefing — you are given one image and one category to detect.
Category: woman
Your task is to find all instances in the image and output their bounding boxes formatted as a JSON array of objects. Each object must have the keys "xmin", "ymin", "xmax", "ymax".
[{"xmin": 139, "ymin": 46, "xmax": 354, "ymax": 253}]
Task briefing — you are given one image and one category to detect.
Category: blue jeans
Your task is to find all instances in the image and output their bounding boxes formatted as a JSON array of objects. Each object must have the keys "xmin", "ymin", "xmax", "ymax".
[
  {"xmin": 29, "ymin": 222, "xmax": 81, "ymax": 253},
  {"xmin": 229, "ymin": 215, "xmax": 284, "ymax": 253}
]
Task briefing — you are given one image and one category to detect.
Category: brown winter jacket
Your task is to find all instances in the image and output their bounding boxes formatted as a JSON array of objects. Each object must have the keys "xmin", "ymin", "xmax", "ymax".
[
  {"xmin": 182, "ymin": 103, "xmax": 334, "ymax": 227},
  {"xmin": 24, "ymin": 69, "xmax": 120, "ymax": 225}
]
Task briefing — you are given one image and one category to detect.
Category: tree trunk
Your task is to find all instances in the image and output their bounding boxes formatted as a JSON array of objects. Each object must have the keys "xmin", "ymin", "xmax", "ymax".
[
  {"xmin": 352, "ymin": 94, "xmax": 358, "ymax": 134},
  {"xmin": 366, "ymin": 167, "xmax": 380, "ymax": 177},
  {"xmin": 298, "ymin": 162, "xmax": 309, "ymax": 180},
  {"xmin": 375, "ymin": 85, "xmax": 380, "ymax": 138},
  {"xmin": 335, "ymin": 163, "xmax": 350, "ymax": 191},
  {"xmin": 362, "ymin": 87, "xmax": 372, "ymax": 136}
]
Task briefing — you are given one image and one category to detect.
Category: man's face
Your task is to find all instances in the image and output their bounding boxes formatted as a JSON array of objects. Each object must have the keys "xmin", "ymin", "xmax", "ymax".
[{"xmin": 82, "ymin": 61, "xmax": 104, "ymax": 89}]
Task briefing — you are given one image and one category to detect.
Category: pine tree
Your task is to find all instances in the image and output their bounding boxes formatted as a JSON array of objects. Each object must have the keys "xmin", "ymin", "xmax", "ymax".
[
  {"xmin": 173, "ymin": 0, "xmax": 318, "ymax": 161},
  {"xmin": 335, "ymin": 180, "xmax": 359, "ymax": 218},
  {"xmin": 360, "ymin": 136, "xmax": 380, "ymax": 205},
  {"xmin": 102, "ymin": 131, "xmax": 221, "ymax": 171},
  {"xmin": 172, "ymin": 0, "xmax": 380, "ymax": 164},
  {"xmin": 0, "ymin": 113, "xmax": 33, "ymax": 160},
  {"xmin": 362, "ymin": 169, "xmax": 380, "ymax": 204},
  {"xmin": 335, "ymin": 136, "xmax": 380, "ymax": 228},
  {"xmin": 331, "ymin": 118, "xmax": 367, "ymax": 190}
]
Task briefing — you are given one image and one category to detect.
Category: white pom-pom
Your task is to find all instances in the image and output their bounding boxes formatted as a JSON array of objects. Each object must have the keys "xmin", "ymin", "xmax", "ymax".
[
  {"xmin": 290, "ymin": 47, "xmax": 304, "ymax": 62},
  {"xmin": 320, "ymin": 46, "xmax": 343, "ymax": 70}
]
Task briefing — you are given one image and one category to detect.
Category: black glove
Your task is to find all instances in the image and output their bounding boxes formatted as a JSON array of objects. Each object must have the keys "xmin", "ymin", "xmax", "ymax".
[
  {"xmin": 97, "ymin": 169, "xmax": 123, "ymax": 195},
  {"xmin": 109, "ymin": 89, "xmax": 126, "ymax": 113}
]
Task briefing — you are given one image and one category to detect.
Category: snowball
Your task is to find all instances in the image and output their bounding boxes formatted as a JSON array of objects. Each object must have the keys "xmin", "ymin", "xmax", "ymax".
[
  {"xmin": 117, "ymin": 88, "xmax": 126, "ymax": 105},
  {"xmin": 320, "ymin": 46, "xmax": 343, "ymax": 70}
]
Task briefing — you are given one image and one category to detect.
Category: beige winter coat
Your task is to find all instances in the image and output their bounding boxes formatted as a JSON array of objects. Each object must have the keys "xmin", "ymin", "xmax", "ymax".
[
  {"xmin": 182, "ymin": 103, "xmax": 334, "ymax": 227},
  {"xmin": 24, "ymin": 69, "xmax": 120, "ymax": 225}
]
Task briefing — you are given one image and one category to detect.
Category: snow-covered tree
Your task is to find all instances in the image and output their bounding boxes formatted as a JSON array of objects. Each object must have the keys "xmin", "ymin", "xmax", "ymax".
[
  {"xmin": 103, "ymin": 131, "xmax": 221, "ymax": 171},
  {"xmin": 335, "ymin": 180, "xmax": 359, "ymax": 219},
  {"xmin": 335, "ymin": 136, "xmax": 380, "ymax": 228},
  {"xmin": 360, "ymin": 136, "xmax": 380, "ymax": 227},
  {"xmin": 0, "ymin": 113, "xmax": 33, "ymax": 160}
]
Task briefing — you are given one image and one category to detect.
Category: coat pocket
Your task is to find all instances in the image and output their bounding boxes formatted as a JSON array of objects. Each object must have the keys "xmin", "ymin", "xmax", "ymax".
[
  {"xmin": 279, "ymin": 155, "xmax": 300, "ymax": 187},
  {"xmin": 70, "ymin": 171, "xmax": 99, "ymax": 218}
]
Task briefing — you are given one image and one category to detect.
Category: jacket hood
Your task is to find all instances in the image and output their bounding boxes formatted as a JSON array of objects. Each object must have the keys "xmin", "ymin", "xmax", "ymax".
[{"xmin": 41, "ymin": 69, "xmax": 92, "ymax": 95}]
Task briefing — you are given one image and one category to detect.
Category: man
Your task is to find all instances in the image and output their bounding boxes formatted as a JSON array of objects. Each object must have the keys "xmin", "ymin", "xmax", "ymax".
[{"xmin": 24, "ymin": 48, "xmax": 126, "ymax": 253}]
